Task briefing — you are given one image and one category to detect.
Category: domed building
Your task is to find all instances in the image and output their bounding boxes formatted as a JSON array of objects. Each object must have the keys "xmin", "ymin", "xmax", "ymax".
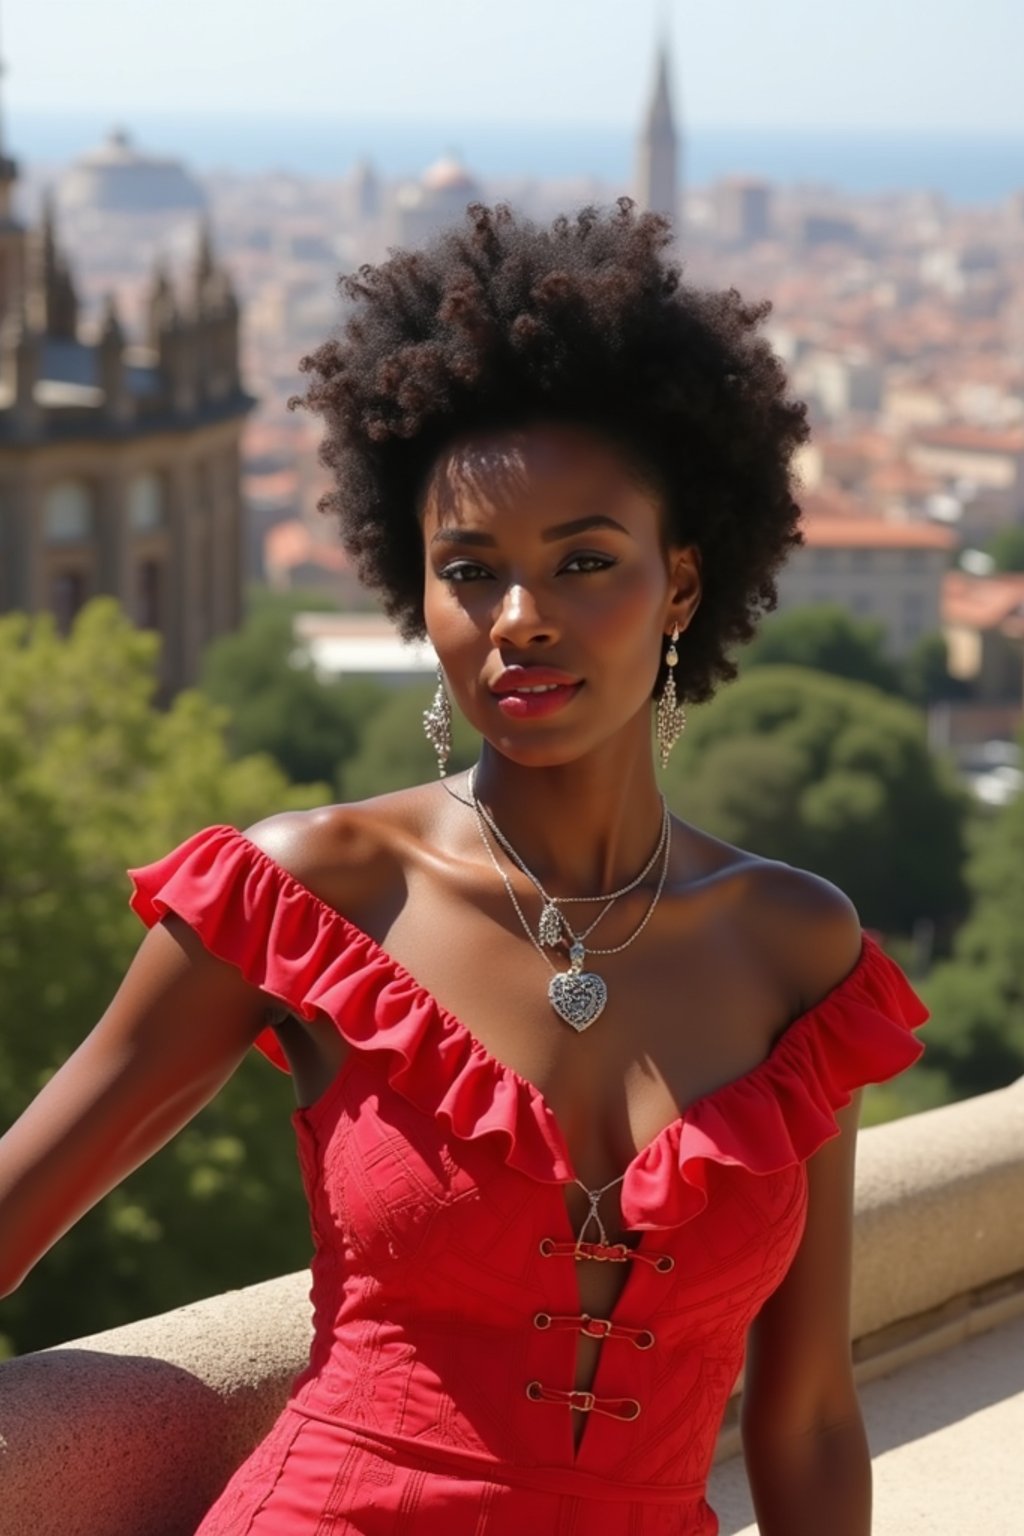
[
  {"xmin": 59, "ymin": 128, "xmax": 205, "ymax": 216},
  {"xmin": 393, "ymin": 153, "xmax": 482, "ymax": 247}
]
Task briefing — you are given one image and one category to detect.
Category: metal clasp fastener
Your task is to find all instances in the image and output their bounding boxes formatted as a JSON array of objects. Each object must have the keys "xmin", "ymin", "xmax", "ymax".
[
  {"xmin": 568, "ymin": 1390, "xmax": 596, "ymax": 1412},
  {"xmin": 580, "ymin": 1314, "xmax": 613, "ymax": 1338}
]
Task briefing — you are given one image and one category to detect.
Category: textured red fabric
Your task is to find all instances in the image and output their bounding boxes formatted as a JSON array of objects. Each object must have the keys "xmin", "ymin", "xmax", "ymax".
[{"xmin": 128, "ymin": 825, "xmax": 929, "ymax": 1535}]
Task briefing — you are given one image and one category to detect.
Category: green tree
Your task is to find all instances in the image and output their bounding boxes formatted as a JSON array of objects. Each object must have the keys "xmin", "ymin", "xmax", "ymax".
[
  {"xmin": 0, "ymin": 600, "xmax": 328, "ymax": 1356},
  {"xmin": 900, "ymin": 631, "xmax": 966, "ymax": 705},
  {"xmin": 666, "ymin": 667, "xmax": 968, "ymax": 935},
  {"xmin": 341, "ymin": 681, "xmax": 480, "ymax": 800},
  {"xmin": 742, "ymin": 604, "xmax": 901, "ymax": 693},
  {"xmin": 986, "ymin": 525, "xmax": 1024, "ymax": 573},
  {"xmin": 201, "ymin": 607, "xmax": 389, "ymax": 787},
  {"xmin": 920, "ymin": 767, "xmax": 1024, "ymax": 1096}
]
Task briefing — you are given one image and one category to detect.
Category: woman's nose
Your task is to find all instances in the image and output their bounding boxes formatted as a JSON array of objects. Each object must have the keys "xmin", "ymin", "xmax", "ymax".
[{"xmin": 489, "ymin": 582, "xmax": 557, "ymax": 648}]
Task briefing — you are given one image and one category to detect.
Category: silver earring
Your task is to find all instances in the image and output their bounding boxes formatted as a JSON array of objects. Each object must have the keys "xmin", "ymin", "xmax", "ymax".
[
  {"xmin": 655, "ymin": 625, "xmax": 686, "ymax": 769},
  {"xmin": 423, "ymin": 667, "xmax": 452, "ymax": 778}
]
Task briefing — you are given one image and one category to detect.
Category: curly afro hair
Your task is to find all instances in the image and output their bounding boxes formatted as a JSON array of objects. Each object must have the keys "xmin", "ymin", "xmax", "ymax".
[{"xmin": 294, "ymin": 199, "xmax": 808, "ymax": 704}]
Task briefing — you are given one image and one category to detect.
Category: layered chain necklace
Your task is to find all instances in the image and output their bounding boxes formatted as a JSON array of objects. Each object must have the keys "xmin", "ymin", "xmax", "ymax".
[{"xmin": 452, "ymin": 769, "xmax": 672, "ymax": 1031}]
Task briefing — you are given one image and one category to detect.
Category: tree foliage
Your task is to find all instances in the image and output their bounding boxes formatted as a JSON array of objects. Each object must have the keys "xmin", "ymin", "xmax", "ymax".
[
  {"xmin": 743, "ymin": 603, "xmax": 963, "ymax": 704},
  {"xmin": 665, "ymin": 666, "xmax": 968, "ymax": 934},
  {"xmin": 986, "ymin": 524, "xmax": 1024, "ymax": 573},
  {"xmin": 0, "ymin": 601, "xmax": 327, "ymax": 1356},
  {"xmin": 921, "ymin": 770, "xmax": 1024, "ymax": 1096},
  {"xmin": 340, "ymin": 681, "xmax": 480, "ymax": 800},
  {"xmin": 742, "ymin": 603, "xmax": 902, "ymax": 693},
  {"xmin": 200, "ymin": 606, "xmax": 389, "ymax": 789}
]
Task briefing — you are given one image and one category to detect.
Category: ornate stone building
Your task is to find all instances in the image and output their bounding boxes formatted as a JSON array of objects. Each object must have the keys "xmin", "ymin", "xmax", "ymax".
[
  {"xmin": 635, "ymin": 33, "xmax": 681, "ymax": 227},
  {"xmin": 0, "ymin": 118, "xmax": 253, "ymax": 693}
]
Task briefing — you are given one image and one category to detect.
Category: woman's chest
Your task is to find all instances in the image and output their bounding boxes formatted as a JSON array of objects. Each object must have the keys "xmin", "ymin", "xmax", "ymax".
[{"xmin": 364, "ymin": 881, "xmax": 795, "ymax": 1190}]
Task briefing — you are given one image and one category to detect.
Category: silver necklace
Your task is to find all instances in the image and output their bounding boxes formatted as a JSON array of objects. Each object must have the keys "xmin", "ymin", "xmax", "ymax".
[
  {"xmin": 470, "ymin": 796, "xmax": 673, "ymax": 1031},
  {"xmin": 471, "ymin": 776, "xmax": 670, "ymax": 952}
]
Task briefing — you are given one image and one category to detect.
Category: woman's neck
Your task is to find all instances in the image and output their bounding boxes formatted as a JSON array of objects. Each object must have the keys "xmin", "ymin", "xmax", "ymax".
[{"xmin": 466, "ymin": 740, "xmax": 666, "ymax": 897}]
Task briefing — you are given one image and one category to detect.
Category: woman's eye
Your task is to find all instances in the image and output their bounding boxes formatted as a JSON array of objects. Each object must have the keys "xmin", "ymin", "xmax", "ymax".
[
  {"xmin": 438, "ymin": 561, "xmax": 491, "ymax": 583},
  {"xmin": 562, "ymin": 553, "xmax": 615, "ymax": 574}
]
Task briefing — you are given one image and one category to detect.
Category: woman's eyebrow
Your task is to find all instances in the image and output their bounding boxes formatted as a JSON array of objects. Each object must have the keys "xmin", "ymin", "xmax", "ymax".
[
  {"xmin": 542, "ymin": 514, "xmax": 631, "ymax": 542},
  {"xmin": 430, "ymin": 514, "xmax": 630, "ymax": 548}
]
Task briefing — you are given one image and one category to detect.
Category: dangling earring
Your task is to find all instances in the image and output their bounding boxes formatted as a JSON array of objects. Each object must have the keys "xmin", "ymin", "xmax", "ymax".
[
  {"xmin": 423, "ymin": 666, "xmax": 452, "ymax": 778},
  {"xmin": 655, "ymin": 625, "xmax": 686, "ymax": 769}
]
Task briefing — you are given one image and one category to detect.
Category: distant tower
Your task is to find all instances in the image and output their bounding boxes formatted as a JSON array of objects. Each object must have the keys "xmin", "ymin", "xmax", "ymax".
[
  {"xmin": 0, "ymin": 37, "xmax": 26, "ymax": 326},
  {"xmin": 635, "ymin": 30, "xmax": 681, "ymax": 227}
]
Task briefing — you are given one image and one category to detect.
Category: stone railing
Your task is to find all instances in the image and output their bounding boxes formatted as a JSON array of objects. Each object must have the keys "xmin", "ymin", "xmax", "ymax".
[{"xmin": 1, "ymin": 1077, "xmax": 1022, "ymax": 1536}]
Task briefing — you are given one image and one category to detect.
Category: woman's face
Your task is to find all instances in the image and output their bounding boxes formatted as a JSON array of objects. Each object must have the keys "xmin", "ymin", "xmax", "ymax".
[{"xmin": 420, "ymin": 421, "xmax": 700, "ymax": 769}]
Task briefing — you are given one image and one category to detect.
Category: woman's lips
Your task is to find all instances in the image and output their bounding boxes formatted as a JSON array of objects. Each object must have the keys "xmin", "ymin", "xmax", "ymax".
[{"xmin": 492, "ymin": 681, "xmax": 583, "ymax": 719}]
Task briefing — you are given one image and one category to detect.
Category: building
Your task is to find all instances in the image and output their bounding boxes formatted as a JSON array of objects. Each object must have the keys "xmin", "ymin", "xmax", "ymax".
[
  {"xmin": 635, "ymin": 33, "xmax": 680, "ymax": 226},
  {"xmin": 943, "ymin": 569, "xmax": 1024, "ymax": 703},
  {"xmin": 293, "ymin": 611, "xmax": 437, "ymax": 684},
  {"xmin": 393, "ymin": 155, "xmax": 482, "ymax": 248},
  {"xmin": 713, "ymin": 177, "xmax": 773, "ymax": 247},
  {"xmin": 59, "ymin": 128, "xmax": 205, "ymax": 216},
  {"xmin": 776, "ymin": 515, "xmax": 956, "ymax": 656},
  {"xmin": 0, "ymin": 99, "xmax": 254, "ymax": 693},
  {"xmin": 808, "ymin": 351, "xmax": 886, "ymax": 423},
  {"xmin": 908, "ymin": 426, "xmax": 1024, "ymax": 542}
]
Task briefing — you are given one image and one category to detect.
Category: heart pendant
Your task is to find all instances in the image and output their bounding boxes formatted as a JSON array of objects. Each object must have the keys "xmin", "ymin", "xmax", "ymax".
[{"xmin": 548, "ymin": 969, "xmax": 608, "ymax": 1031}]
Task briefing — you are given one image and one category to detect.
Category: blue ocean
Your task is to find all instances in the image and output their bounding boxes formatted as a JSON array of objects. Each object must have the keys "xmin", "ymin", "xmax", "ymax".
[{"xmin": 12, "ymin": 110, "xmax": 1024, "ymax": 205}]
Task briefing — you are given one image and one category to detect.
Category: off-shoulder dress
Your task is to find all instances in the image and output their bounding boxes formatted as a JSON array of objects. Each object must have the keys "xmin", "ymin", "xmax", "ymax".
[{"xmin": 128, "ymin": 824, "xmax": 929, "ymax": 1536}]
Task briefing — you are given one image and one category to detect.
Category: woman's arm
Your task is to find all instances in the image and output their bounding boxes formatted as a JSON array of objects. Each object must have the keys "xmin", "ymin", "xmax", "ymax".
[
  {"xmin": 0, "ymin": 911, "xmax": 273, "ymax": 1298},
  {"xmin": 739, "ymin": 1089, "xmax": 870, "ymax": 1536}
]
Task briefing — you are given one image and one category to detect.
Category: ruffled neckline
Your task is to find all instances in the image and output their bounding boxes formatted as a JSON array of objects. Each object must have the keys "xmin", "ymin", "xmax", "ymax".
[{"xmin": 128, "ymin": 824, "xmax": 929, "ymax": 1231}]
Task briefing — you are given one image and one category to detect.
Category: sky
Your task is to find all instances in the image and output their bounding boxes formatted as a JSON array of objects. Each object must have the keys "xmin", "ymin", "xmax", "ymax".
[{"xmin": 5, "ymin": 0, "xmax": 1024, "ymax": 135}]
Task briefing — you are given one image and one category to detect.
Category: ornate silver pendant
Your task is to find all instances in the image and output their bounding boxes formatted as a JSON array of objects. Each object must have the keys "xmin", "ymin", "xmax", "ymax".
[
  {"xmin": 538, "ymin": 901, "xmax": 563, "ymax": 948},
  {"xmin": 548, "ymin": 944, "xmax": 608, "ymax": 1031}
]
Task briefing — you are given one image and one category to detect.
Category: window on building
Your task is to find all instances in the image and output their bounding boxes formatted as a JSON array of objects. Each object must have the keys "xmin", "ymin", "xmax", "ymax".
[
  {"xmin": 138, "ymin": 558, "xmax": 163, "ymax": 631},
  {"xmin": 51, "ymin": 569, "xmax": 87, "ymax": 633},
  {"xmin": 850, "ymin": 549, "xmax": 874, "ymax": 571},
  {"xmin": 904, "ymin": 548, "xmax": 926, "ymax": 571},
  {"xmin": 44, "ymin": 481, "xmax": 92, "ymax": 544},
  {"xmin": 128, "ymin": 472, "xmax": 165, "ymax": 534}
]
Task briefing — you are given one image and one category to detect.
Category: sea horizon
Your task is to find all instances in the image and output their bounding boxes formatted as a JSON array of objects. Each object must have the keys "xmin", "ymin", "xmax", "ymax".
[{"xmin": 11, "ymin": 110, "xmax": 1024, "ymax": 205}]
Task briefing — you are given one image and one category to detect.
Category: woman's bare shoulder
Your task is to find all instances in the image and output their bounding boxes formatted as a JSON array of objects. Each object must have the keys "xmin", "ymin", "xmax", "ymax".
[
  {"xmin": 244, "ymin": 784, "xmax": 441, "ymax": 917},
  {"xmin": 741, "ymin": 856, "xmax": 863, "ymax": 1013},
  {"xmin": 675, "ymin": 819, "xmax": 863, "ymax": 1013}
]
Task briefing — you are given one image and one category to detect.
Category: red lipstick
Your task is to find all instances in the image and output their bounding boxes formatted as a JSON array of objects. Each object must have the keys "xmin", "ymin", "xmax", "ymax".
[{"xmin": 490, "ymin": 666, "xmax": 583, "ymax": 719}]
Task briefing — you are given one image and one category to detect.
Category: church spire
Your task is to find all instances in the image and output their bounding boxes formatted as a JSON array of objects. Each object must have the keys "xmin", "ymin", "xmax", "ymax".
[{"xmin": 635, "ymin": 24, "xmax": 681, "ymax": 227}]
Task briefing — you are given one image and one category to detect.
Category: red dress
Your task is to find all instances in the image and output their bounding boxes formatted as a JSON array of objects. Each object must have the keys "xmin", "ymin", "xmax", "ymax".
[{"xmin": 128, "ymin": 825, "xmax": 928, "ymax": 1535}]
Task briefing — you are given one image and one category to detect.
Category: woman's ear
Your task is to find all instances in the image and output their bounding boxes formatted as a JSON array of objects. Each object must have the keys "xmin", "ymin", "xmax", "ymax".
[{"xmin": 667, "ymin": 544, "xmax": 702, "ymax": 634}]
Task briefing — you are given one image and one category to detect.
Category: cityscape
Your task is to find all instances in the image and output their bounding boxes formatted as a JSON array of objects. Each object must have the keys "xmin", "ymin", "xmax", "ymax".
[{"xmin": 2, "ymin": 32, "xmax": 1021, "ymax": 761}]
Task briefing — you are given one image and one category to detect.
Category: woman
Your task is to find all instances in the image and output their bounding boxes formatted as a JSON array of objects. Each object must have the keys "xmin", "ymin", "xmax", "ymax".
[{"xmin": 0, "ymin": 202, "xmax": 927, "ymax": 1535}]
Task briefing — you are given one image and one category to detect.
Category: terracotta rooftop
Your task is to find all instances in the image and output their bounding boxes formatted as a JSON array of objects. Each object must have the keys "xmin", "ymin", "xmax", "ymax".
[
  {"xmin": 264, "ymin": 518, "xmax": 349, "ymax": 576},
  {"xmin": 799, "ymin": 487, "xmax": 869, "ymax": 520},
  {"xmin": 867, "ymin": 462, "xmax": 942, "ymax": 497},
  {"xmin": 943, "ymin": 570, "xmax": 1024, "ymax": 630},
  {"xmin": 801, "ymin": 515, "xmax": 956, "ymax": 550},
  {"xmin": 916, "ymin": 425, "xmax": 1024, "ymax": 455}
]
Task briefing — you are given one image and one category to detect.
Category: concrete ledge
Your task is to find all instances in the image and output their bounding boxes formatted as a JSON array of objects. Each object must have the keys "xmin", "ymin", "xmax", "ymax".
[
  {"xmin": 851, "ymin": 1075, "xmax": 1024, "ymax": 1338},
  {"xmin": 0, "ymin": 1273, "xmax": 311, "ymax": 1536},
  {"xmin": 1, "ymin": 1079, "xmax": 1022, "ymax": 1536}
]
